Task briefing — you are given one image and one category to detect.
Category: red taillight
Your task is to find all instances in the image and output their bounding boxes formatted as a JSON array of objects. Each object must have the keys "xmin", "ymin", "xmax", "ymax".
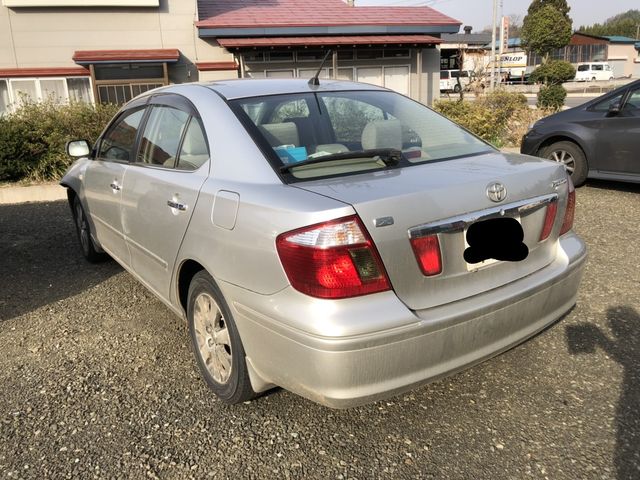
[
  {"xmin": 276, "ymin": 215, "xmax": 391, "ymax": 299},
  {"xmin": 560, "ymin": 178, "xmax": 576, "ymax": 235},
  {"xmin": 410, "ymin": 234, "xmax": 442, "ymax": 276},
  {"xmin": 539, "ymin": 200, "xmax": 558, "ymax": 241}
]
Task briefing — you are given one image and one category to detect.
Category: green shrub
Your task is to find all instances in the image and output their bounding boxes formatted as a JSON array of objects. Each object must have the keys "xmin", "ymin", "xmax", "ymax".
[
  {"xmin": 537, "ymin": 84, "xmax": 567, "ymax": 110},
  {"xmin": 530, "ymin": 60, "xmax": 575, "ymax": 85},
  {"xmin": 0, "ymin": 100, "xmax": 120, "ymax": 182},
  {"xmin": 433, "ymin": 90, "xmax": 529, "ymax": 146}
]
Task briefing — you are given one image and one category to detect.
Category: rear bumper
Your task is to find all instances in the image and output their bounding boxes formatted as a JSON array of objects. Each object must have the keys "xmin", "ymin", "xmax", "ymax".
[{"xmin": 225, "ymin": 233, "xmax": 587, "ymax": 408}]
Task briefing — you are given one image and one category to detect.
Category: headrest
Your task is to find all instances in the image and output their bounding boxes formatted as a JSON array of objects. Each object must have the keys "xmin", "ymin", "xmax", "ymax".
[
  {"xmin": 259, "ymin": 122, "xmax": 300, "ymax": 147},
  {"xmin": 361, "ymin": 119, "xmax": 402, "ymax": 151}
]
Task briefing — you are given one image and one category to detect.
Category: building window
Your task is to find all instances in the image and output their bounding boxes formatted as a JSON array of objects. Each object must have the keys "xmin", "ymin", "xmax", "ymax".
[
  {"xmin": 384, "ymin": 49, "xmax": 411, "ymax": 59},
  {"xmin": 0, "ymin": 80, "xmax": 9, "ymax": 115},
  {"xmin": 356, "ymin": 49, "xmax": 384, "ymax": 60},
  {"xmin": 337, "ymin": 50, "xmax": 354, "ymax": 60},
  {"xmin": 2, "ymin": 77, "xmax": 94, "ymax": 110},
  {"xmin": 297, "ymin": 50, "xmax": 327, "ymax": 62},
  {"xmin": 90, "ymin": 62, "xmax": 168, "ymax": 104},
  {"xmin": 244, "ymin": 52, "xmax": 265, "ymax": 62},
  {"xmin": 10, "ymin": 79, "xmax": 38, "ymax": 106},
  {"xmin": 268, "ymin": 51, "xmax": 294, "ymax": 62},
  {"xmin": 97, "ymin": 83, "xmax": 162, "ymax": 105},
  {"xmin": 265, "ymin": 70, "xmax": 295, "ymax": 78},
  {"xmin": 67, "ymin": 78, "xmax": 92, "ymax": 103}
]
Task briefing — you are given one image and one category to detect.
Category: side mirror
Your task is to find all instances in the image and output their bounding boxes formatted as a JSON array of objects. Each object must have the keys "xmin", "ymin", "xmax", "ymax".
[
  {"xmin": 66, "ymin": 140, "xmax": 91, "ymax": 158},
  {"xmin": 607, "ymin": 102, "xmax": 621, "ymax": 116}
]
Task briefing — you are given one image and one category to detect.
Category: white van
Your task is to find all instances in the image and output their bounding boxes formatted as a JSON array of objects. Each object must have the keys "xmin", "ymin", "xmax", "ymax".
[
  {"xmin": 574, "ymin": 62, "xmax": 614, "ymax": 82},
  {"xmin": 440, "ymin": 70, "xmax": 472, "ymax": 93}
]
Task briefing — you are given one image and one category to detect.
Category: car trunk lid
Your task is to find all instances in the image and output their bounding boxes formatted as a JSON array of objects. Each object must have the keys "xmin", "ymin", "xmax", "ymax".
[{"xmin": 293, "ymin": 152, "xmax": 570, "ymax": 310}]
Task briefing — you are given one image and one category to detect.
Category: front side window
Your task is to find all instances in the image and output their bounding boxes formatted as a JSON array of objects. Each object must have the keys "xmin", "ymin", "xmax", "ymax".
[
  {"xmin": 232, "ymin": 91, "xmax": 492, "ymax": 181},
  {"xmin": 592, "ymin": 92, "xmax": 625, "ymax": 112},
  {"xmin": 137, "ymin": 105, "xmax": 190, "ymax": 167},
  {"xmin": 623, "ymin": 88, "xmax": 640, "ymax": 112},
  {"xmin": 98, "ymin": 108, "xmax": 146, "ymax": 161}
]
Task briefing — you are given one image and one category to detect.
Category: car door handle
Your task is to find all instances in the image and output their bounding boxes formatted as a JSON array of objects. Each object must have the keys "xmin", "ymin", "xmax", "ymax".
[
  {"xmin": 110, "ymin": 181, "xmax": 121, "ymax": 192},
  {"xmin": 167, "ymin": 200, "xmax": 187, "ymax": 211}
]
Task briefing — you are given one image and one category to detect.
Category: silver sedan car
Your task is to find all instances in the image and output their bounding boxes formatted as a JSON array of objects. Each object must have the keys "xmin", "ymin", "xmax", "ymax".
[{"xmin": 62, "ymin": 79, "xmax": 587, "ymax": 408}]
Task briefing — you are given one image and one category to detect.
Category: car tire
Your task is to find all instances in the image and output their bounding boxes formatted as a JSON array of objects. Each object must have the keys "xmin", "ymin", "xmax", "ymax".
[
  {"xmin": 453, "ymin": 84, "xmax": 461, "ymax": 93},
  {"xmin": 187, "ymin": 271, "xmax": 257, "ymax": 404},
  {"xmin": 591, "ymin": 77, "xmax": 596, "ymax": 82},
  {"xmin": 72, "ymin": 196, "xmax": 107, "ymax": 263},
  {"xmin": 540, "ymin": 141, "xmax": 588, "ymax": 187}
]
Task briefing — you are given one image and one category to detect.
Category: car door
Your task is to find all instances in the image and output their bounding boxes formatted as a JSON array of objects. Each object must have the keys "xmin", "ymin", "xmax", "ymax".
[
  {"xmin": 592, "ymin": 86, "xmax": 640, "ymax": 175},
  {"xmin": 83, "ymin": 105, "xmax": 147, "ymax": 266},
  {"xmin": 120, "ymin": 94, "xmax": 210, "ymax": 300}
]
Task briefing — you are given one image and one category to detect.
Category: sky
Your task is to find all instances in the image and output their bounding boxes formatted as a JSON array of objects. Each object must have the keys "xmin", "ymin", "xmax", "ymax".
[{"xmin": 357, "ymin": 0, "xmax": 640, "ymax": 31}]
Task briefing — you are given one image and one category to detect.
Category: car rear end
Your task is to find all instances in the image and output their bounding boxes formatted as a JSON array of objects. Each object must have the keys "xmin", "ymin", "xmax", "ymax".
[
  {"xmin": 216, "ymin": 83, "xmax": 587, "ymax": 407},
  {"xmin": 440, "ymin": 71, "xmax": 453, "ymax": 92}
]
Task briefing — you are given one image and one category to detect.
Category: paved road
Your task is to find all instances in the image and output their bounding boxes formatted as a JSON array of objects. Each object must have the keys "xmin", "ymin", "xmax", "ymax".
[{"xmin": 1, "ymin": 183, "xmax": 639, "ymax": 479}]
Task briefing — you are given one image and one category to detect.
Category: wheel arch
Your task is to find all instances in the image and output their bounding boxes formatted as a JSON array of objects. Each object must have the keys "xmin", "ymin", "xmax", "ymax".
[
  {"xmin": 176, "ymin": 259, "xmax": 206, "ymax": 316},
  {"xmin": 537, "ymin": 135, "xmax": 590, "ymax": 168}
]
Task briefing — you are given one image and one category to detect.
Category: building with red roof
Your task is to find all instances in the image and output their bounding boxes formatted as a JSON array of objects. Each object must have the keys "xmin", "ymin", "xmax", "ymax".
[{"xmin": 0, "ymin": 0, "xmax": 460, "ymax": 111}]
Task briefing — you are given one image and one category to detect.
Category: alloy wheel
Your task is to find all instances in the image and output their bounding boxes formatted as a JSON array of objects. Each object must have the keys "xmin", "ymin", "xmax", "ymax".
[
  {"xmin": 193, "ymin": 292, "xmax": 232, "ymax": 384},
  {"xmin": 549, "ymin": 150, "xmax": 576, "ymax": 174}
]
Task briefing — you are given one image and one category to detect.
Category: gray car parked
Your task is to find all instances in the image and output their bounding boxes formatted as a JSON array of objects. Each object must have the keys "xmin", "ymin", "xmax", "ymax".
[{"xmin": 62, "ymin": 79, "xmax": 586, "ymax": 408}]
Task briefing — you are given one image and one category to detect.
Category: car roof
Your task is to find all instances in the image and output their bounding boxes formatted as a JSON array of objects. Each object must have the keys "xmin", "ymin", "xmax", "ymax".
[{"xmin": 199, "ymin": 78, "xmax": 388, "ymax": 100}]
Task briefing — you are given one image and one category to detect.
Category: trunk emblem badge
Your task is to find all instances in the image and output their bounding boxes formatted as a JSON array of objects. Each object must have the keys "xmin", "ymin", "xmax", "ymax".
[
  {"xmin": 374, "ymin": 216, "xmax": 394, "ymax": 228},
  {"xmin": 486, "ymin": 182, "xmax": 507, "ymax": 203}
]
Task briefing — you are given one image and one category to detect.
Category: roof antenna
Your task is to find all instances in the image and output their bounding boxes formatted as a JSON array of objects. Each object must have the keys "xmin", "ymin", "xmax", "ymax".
[{"xmin": 308, "ymin": 49, "xmax": 333, "ymax": 86}]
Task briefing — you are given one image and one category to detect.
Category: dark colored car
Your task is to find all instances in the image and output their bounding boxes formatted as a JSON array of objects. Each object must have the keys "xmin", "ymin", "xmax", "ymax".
[{"xmin": 521, "ymin": 79, "xmax": 640, "ymax": 186}]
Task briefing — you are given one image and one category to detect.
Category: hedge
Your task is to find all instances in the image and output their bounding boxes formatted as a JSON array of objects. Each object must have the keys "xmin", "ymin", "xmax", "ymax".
[
  {"xmin": 0, "ymin": 101, "xmax": 120, "ymax": 183},
  {"xmin": 433, "ymin": 90, "xmax": 531, "ymax": 147}
]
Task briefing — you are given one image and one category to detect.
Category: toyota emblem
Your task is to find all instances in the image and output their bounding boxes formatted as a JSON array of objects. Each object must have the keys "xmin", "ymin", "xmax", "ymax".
[{"xmin": 486, "ymin": 182, "xmax": 507, "ymax": 203}]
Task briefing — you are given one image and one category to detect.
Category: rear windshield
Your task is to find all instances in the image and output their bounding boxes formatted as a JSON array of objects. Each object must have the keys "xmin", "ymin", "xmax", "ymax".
[
  {"xmin": 230, "ymin": 90, "xmax": 493, "ymax": 181},
  {"xmin": 577, "ymin": 65, "xmax": 590, "ymax": 71}
]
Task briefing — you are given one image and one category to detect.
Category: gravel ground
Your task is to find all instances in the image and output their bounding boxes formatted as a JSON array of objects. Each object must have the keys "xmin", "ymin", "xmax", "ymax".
[{"xmin": 0, "ymin": 181, "xmax": 638, "ymax": 480}]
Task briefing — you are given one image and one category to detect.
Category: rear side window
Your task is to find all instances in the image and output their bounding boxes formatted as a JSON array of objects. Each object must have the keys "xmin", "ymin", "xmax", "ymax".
[
  {"xmin": 593, "ymin": 65, "xmax": 603, "ymax": 71},
  {"xmin": 98, "ymin": 108, "xmax": 145, "ymax": 161},
  {"xmin": 578, "ymin": 65, "xmax": 589, "ymax": 72},
  {"xmin": 440, "ymin": 71, "xmax": 450, "ymax": 79},
  {"xmin": 137, "ymin": 105, "xmax": 190, "ymax": 167},
  {"xmin": 177, "ymin": 119, "xmax": 209, "ymax": 171}
]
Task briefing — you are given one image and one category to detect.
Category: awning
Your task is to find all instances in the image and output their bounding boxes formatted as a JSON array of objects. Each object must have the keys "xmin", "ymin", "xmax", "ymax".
[
  {"xmin": 195, "ymin": 61, "xmax": 238, "ymax": 72},
  {"xmin": 73, "ymin": 49, "xmax": 180, "ymax": 64},
  {"xmin": 0, "ymin": 67, "xmax": 89, "ymax": 78},
  {"xmin": 218, "ymin": 35, "xmax": 442, "ymax": 49}
]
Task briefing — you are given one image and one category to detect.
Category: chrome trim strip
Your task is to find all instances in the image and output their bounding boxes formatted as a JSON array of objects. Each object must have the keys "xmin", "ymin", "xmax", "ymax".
[{"xmin": 409, "ymin": 193, "xmax": 558, "ymax": 238}]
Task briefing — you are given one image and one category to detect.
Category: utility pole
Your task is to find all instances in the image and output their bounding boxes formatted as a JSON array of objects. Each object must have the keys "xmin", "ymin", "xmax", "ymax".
[{"xmin": 490, "ymin": 0, "xmax": 498, "ymax": 90}]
